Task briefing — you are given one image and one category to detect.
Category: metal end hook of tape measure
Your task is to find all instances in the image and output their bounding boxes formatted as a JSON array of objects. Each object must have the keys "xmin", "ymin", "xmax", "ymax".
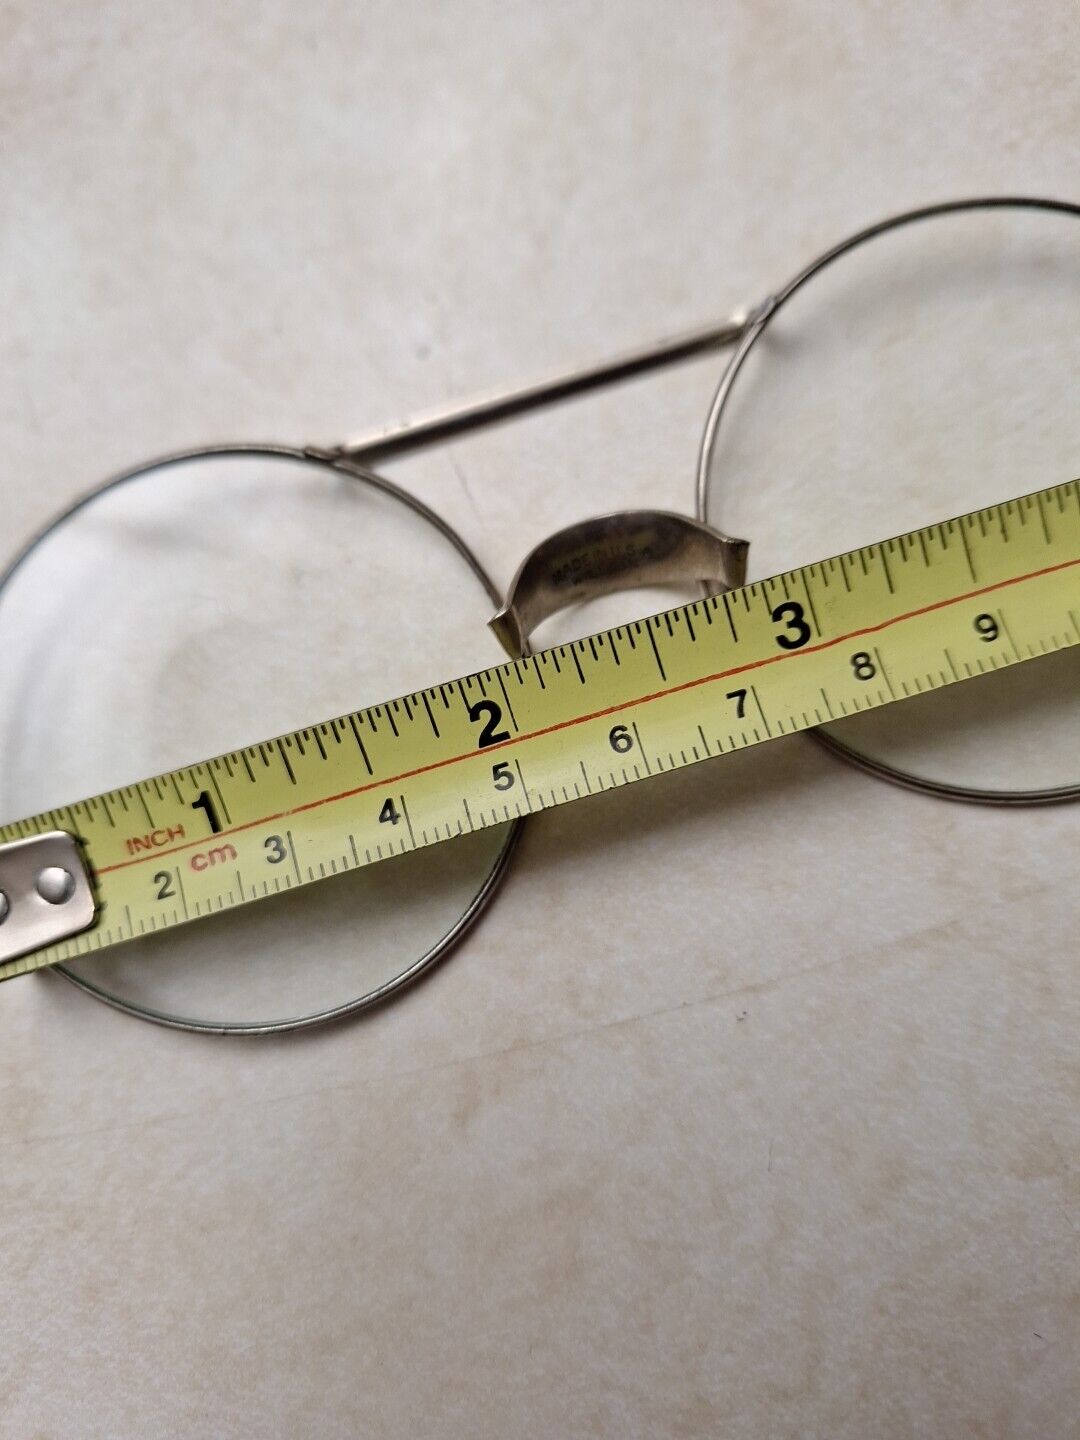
[{"xmin": 0, "ymin": 832, "xmax": 96, "ymax": 966}]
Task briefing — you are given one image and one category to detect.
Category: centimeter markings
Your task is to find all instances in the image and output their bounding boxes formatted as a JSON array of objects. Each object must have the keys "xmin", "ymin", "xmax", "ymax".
[{"xmin": 2, "ymin": 480, "xmax": 1079, "ymax": 981}]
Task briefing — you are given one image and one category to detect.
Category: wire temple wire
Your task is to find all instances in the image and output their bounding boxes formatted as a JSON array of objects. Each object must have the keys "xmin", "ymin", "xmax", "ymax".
[{"xmin": 334, "ymin": 313, "xmax": 752, "ymax": 463}]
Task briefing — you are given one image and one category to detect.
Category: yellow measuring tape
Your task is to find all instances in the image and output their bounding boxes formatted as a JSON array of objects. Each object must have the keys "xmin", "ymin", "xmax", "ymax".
[{"xmin": 2, "ymin": 480, "xmax": 1078, "ymax": 982}]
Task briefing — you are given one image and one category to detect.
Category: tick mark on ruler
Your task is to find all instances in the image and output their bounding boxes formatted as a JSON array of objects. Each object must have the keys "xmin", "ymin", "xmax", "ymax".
[
  {"xmin": 631, "ymin": 722, "xmax": 651, "ymax": 774},
  {"xmin": 513, "ymin": 759, "xmax": 531, "ymax": 810},
  {"xmin": 958, "ymin": 523, "xmax": 978, "ymax": 581},
  {"xmin": 721, "ymin": 593, "xmax": 739, "ymax": 642},
  {"xmin": 398, "ymin": 794, "xmax": 417, "ymax": 848},
  {"xmin": 208, "ymin": 772, "xmax": 232, "ymax": 825},
  {"xmin": 285, "ymin": 830, "xmax": 302, "ymax": 884},
  {"xmin": 277, "ymin": 742, "xmax": 297, "ymax": 786},
  {"xmin": 750, "ymin": 685, "xmax": 771, "ymax": 737},
  {"xmin": 879, "ymin": 547, "xmax": 895, "ymax": 595},
  {"xmin": 646, "ymin": 621, "xmax": 667, "ymax": 680},
  {"xmin": 348, "ymin": 715, "xmax": 374, "ymax": 775},
  {"xmin": 801, "ymin": 576, "xmax": 823, "ymax": 636},
  {"xmin": 496, "ymin": 671, "xmax": 519, "ymax": 729},
  {"xmin": 421, "ymin": 693, "xmax": 440, "ymax": 738}
]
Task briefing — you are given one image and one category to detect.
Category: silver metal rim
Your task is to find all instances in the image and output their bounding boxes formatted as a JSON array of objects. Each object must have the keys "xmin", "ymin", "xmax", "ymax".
[
  {"xmin": 0, "ymin": 444, "xmax": 524, "ymax": 1034},
  {"xmin": 696, "ymin": 194, "xmax": 1080, "ymax": 806}
]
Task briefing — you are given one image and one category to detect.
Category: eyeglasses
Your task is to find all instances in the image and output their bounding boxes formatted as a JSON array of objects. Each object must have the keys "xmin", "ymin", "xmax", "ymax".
[{"xmin": 0, "ymin": 195, "xmax": 1075, "ymax": 1032}]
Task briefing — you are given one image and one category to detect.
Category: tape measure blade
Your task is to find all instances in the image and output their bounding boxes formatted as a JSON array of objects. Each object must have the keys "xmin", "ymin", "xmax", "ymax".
[{"xmin": 0, "ymin": 480, "xmax": 1077, "ymax": 981}]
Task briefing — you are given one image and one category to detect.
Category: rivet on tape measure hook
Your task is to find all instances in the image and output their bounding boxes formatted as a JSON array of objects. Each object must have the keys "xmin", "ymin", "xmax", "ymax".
[{"xmin": 0, "ymin": 833, "xmax": 96, "ymax": 962}]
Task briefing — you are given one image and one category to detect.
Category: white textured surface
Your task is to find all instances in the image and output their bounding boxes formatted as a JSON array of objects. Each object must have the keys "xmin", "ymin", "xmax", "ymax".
[{"xmin": 1, "ymin": 3, "xmax": 1078, "ymax": 1437}]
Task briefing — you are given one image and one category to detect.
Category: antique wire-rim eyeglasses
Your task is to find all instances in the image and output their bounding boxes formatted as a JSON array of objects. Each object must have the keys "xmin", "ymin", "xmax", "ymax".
[{"xmin": 0, "ymin": 194, "xmax": 1076, "ymax": 1032}]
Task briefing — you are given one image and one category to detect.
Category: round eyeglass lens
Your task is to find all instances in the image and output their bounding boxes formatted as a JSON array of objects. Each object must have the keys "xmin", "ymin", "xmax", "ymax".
[
  {"xmin": 701, "ymin": 203, "xmax": 1080, "ymax": 802},
  {"xmin": 0, "ymin": 450, "xmax": 517, "ymax": 1031}
]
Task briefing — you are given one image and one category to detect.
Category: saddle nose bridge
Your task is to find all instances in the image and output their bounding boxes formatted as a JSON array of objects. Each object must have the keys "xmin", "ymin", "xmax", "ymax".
[{"xmin": 490, "ymin": 509, "xmax": 749, "ymax": 658}]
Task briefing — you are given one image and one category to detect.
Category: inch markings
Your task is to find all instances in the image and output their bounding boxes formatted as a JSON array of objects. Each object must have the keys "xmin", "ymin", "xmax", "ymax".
[{"xmin": 0, "ymin": 480, "xmax": 1078, "ymax": 981}]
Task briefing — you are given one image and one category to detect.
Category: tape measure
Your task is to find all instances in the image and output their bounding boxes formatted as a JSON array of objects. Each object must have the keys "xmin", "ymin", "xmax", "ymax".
[{"xmin": 1, "ymin": 480, "xmax": 1078, "ymax": 982}]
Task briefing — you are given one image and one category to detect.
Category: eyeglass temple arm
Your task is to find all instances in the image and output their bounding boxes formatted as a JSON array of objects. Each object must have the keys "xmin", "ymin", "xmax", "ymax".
[{"xmin": 330, "ymin": 312, "xmax": 754, "ymax": 464}]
